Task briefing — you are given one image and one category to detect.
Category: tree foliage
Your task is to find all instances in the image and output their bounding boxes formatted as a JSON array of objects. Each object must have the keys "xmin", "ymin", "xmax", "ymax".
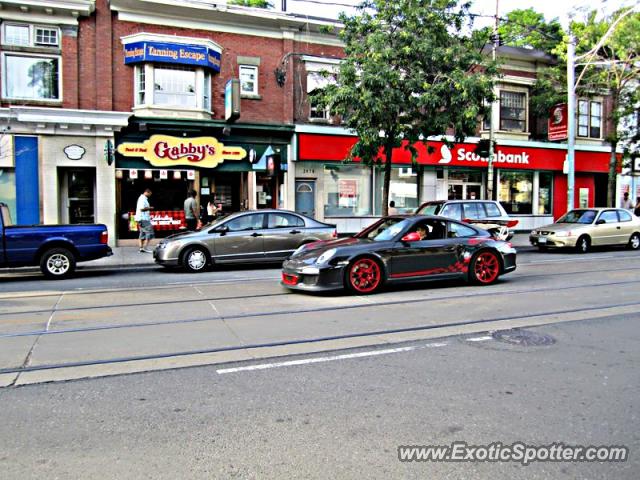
[
  {"xmin": 317, "ymin": 0, "xmax": 497, "ymax": 215},
  {"xmin": 498, "ymin": 8, "xmax": 563, "ymax": 54},
  {"xmin": 576, "ymin": 8, "xmax": 640, "ymax": 205},
  {"xmin": 228, "ymin": 0, "xmax": 273, "ymax": 8}
]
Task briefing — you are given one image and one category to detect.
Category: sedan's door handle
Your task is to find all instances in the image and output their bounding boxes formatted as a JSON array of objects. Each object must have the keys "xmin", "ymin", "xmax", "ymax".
[
  {"xmin": 251, "ymin": 232, "xmax": 262, "ymax": 237},
  {"xmin": 289, "ymin": 230, "xmax": 301, "ymax": 234},
  {"xmin": 616, "ymin": 226, "xmax": 621, "ymax": 229}
]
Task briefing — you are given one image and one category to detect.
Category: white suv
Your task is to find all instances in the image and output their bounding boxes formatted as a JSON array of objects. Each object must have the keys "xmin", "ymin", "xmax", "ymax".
[{"xmin": 415, "ymin": 200, "xmax": 517, "ymax": 240}]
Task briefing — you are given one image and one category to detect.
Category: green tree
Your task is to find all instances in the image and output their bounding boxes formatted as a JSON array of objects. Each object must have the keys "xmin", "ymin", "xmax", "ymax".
[
  {"xmin": 228, "ymin": 0, "xmax": 273, "ymax": 8},
  {"xmin": 317, "ymin": 0, "xmax": 496, "ymax": 216},
  {"xmin": 571, "ymin": 8, "xmax": 640, "ymax": 206},
  {"xmin": 498, "ymin": 8, "xmax": 563, "ymax": 53}
]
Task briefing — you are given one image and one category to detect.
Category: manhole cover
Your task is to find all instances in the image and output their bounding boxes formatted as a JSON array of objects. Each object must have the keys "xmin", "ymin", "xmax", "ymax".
[{"xmin": 492, "ymin": 329, "xmax": 556, "ymax": 347}]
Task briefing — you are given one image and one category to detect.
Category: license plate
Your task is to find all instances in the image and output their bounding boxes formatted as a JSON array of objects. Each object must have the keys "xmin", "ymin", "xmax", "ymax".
[{"xmin": 538, "ymin": 237, "xmax": 547, "ymax": 244}]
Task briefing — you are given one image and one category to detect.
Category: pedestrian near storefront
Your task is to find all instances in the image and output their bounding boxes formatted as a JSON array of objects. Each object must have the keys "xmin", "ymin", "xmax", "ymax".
[
  {"xmin": 634, "ymin": 196, "xmax": 640, "ymax": 217},
  {"xmin": 135, "ymin": 188, "xmax": 154, "ymax": 253},
  {"xmin": 388, "ymin": 201, "xmax": 398, "ymax": 215},
  {"xmin": 206, "ymin": 200, "xmax": 219, "ymax": 223},
  {"xmin": 184, "ymin": 190, "xmax": 199, "ymax": 231},
  {"xmin": 621, "ymin": 191, "xmax": 633, "ymax": 210}
]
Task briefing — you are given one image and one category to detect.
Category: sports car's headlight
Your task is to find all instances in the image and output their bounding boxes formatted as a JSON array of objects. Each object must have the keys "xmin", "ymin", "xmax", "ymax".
[
  {"xmin": 316, "ymin": 248, "xmax": 337, "ymax": 265},
  {"xmin": 292, "ymin": 245, "xmax": 306, "ymax": 257}
]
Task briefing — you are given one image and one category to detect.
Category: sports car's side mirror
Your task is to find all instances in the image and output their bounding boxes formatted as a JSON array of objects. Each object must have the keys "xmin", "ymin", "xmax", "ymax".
[{"xmin": 401, "ymin": 232, "xmax": 422, "ymax": 243}]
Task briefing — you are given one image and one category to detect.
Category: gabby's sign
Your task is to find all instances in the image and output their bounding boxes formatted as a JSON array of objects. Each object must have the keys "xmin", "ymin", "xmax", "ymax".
[{"xmin": 117, "ymin": 135, "xmax": 247, "ymax": 169}]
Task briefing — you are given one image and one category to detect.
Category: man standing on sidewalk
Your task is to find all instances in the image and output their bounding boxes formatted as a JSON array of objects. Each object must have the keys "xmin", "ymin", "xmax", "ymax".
[
  {"xmin": 135, "ymin": 188, "xmax": 154, "ymax": 253},
  {"xmin": 184, "ymin": 190, "xmax": 199, "ymax": 231}
]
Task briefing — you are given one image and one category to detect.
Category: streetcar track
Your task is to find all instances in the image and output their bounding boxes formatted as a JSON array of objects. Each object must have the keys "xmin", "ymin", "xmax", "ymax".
[
  {"xmin": 1, "ymin": 263, "xmax": 638, "ymax": 318},
  {"xmin": 1, "ymin": 300, "xmax": 639, "ymax": 376},
  {"xmin": 0, "ymin": 250, "xmax": 638, "ymax": 300},
  {"xmin": 0, "ymin": 278, "xmax": 637, "ymax": 340}
]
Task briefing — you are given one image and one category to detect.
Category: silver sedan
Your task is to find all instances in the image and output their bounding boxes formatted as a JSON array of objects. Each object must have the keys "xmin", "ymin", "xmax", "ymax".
[{"xmin": 154, "ymin": 209, "xmax": 337, "ymax": 272}]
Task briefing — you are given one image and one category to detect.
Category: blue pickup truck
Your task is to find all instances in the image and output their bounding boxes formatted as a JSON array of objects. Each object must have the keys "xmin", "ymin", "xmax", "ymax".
[{"xmin": 0, "ymin": 202, "xmax": 112, "ymax": 279}]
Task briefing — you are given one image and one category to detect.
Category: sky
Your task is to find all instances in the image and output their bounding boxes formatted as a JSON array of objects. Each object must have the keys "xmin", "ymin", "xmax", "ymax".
[{"xmin": 281, "ymin": 0, "xmax": 637, "ymax": 27}]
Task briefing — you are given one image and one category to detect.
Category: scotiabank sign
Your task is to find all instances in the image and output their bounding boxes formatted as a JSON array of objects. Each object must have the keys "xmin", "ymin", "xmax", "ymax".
[
  {"xmin": 298, "ymin": 134, "xmax": 613, "ymax": 174},
  {"xmin": 117, "ymin": 135, "xmax": 247, "ymax": 169}
]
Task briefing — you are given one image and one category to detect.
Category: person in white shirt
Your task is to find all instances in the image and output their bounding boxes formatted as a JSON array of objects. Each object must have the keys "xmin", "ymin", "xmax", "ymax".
[
  {"xmin": 135, "ymin": 188, "xmax": 154, "ymax": 252},
  {"xmin": 621, "ymin": 192, "xmax": 633, "ymax": 210},
  {"xmin": 388, "ymin": 200, "xmax": 398, "ymax": 215}
]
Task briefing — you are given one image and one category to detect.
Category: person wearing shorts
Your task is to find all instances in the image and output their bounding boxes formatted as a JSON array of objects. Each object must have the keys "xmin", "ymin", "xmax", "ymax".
[{"xmin": 135, "ymin": 188, "xmax": 155, "ymax": 252}]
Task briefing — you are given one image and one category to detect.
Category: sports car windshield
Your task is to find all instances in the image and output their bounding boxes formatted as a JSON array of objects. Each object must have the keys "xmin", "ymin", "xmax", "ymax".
[
  {"xmin": 356, "ymin": 218, "xmax": 412, "ymax": 241},
  {"xmin": 557, "ymin": 210, "xmax": 596, "ymax": 224}
]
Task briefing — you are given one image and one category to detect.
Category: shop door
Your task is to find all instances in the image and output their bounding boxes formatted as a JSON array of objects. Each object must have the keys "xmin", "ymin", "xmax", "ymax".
[
  {"xmin": 62, "ymin": 168, "xmax": 95, "ymax": 224},
  {"xmin": 295, "ymin": 180, "xmax": 315, "ymax": 218}
]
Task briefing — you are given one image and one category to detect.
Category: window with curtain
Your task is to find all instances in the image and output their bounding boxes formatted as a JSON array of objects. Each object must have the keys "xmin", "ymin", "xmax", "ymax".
[{"xmin": 324, "ymin": 164, "xmax": 372, "ymax": 217}]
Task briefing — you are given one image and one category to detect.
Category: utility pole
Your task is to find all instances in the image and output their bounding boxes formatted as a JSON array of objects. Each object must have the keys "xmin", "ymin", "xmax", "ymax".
[
  {"xmin": 567, "ymin": 35, "xmax": 576, "ymax": 210},
  {"xmin": 487, "ymin": 0, "xmax": 499, "ymax": 201}
]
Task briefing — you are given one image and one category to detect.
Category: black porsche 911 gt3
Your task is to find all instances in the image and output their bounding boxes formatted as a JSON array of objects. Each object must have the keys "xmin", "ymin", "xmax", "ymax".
[{"xmin": 281, "ymin": 215, "xmax": 517, "ymax": 294}]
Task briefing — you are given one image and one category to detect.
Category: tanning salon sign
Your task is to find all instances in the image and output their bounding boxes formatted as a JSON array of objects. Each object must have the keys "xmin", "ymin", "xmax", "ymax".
[{"xmin": 117, "ymin": 135, "xmax": 247, "ymax": 169}]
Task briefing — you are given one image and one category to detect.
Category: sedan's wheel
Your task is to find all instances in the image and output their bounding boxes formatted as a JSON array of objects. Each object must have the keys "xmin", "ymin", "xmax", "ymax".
[
  {"xmin": 575, "ymin": 235, "xmax": 590, "ymax": 254},
  {"xmin": 40, "ymin": 248, "xmax": 76, "ymax": 279},
  {"xmin": 628, "ymin": 233, "xmax": 640, "ymax": 250},
  {"xmin": 470, "ymin": 251, "xmax": 500, "ymax": 285},
  {"xmin": 346, "ymin": 257, "xmax": 383, "ymax": 294},
  {"xmin": 182, "ymin": 247, "xmax": 208, "ymax": 273}
]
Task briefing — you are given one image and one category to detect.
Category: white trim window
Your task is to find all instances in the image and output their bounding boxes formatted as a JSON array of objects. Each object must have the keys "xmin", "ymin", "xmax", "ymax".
[
  {"xmin": 135, "ymin": 64, "xmax": 211, "ymax": 111},
  {"xmin": 499, "ymin": 90, "xmax": 527, "ymax": 132},
  {"xmin": 307, "ymin": 71, "xmax": 333, "ymax": 121},
  {"xmin": 577, "ymin": 99, "xmax": 602, "ymax": 139},
  {"xmin": 239, "ymin": 65, "xmax": 258, "ymax": 96},
  {"xmin": 2, "ymin": 23, "xmax": 60, "ymax": 48},
  {"xmin": 2, "ymin": 53, "xmax": 61, "ymax": 101}
]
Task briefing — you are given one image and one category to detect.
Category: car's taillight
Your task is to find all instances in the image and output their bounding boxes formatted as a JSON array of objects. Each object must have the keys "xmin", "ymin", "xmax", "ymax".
[
  {"xmin": 332, "ymin": 229, "xmax": 338, "ymax": 238},
  {"xmin": 100, "ymin": 230, "xmax": 108, "ymax": 244},
  {"xmin": 506, "ymin": 220, "xmax": 519, "ymax": 228}
]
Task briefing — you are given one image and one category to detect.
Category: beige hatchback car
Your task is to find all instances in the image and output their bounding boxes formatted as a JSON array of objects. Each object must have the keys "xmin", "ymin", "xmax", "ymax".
[{"xmin": 530, "ymin": 208, "xmax": 640, "ymax": 253}]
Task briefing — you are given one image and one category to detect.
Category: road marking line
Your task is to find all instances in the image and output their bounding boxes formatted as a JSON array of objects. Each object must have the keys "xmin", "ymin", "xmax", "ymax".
[
  {"xmin": 465, "ymin": 335, "xmax": 493, "ymax": 342},
  {"xmin": 217, "ymin": 341, "xmax": 449, "ymax": 375},
  {"xmin": 217, "ymin": 346, "xmax": 418, "ymax": 374}
]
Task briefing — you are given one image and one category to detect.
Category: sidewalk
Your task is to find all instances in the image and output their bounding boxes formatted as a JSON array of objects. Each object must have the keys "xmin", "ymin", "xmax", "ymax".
[{"xmin": 88, "ymin": 233, "xmax": 534, "ymax": 270}]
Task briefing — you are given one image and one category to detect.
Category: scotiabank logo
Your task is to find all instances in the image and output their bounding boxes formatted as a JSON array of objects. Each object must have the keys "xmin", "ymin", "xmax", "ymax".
[
  {"xmin": 117, "ymin": 135, "xmax": 246, "ymax": 169},
  {"xmin": 458, "ymin": 148, "xmax": 530, "ymax": 165}
]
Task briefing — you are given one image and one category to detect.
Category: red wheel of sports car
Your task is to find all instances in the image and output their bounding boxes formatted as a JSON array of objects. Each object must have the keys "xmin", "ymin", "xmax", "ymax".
[
  {"xmin": 470, "ymin": 251, "xmax": 500, "ymax": 285},
  {"xmin": 347, "ymin": 257, "xmax": 382, "ymax": 294}
]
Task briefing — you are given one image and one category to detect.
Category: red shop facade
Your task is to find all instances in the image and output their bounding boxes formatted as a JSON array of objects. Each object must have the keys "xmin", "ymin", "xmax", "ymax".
[{"xmin": 294, "ymin": 133, "xmax": 615, "ymax": 232}]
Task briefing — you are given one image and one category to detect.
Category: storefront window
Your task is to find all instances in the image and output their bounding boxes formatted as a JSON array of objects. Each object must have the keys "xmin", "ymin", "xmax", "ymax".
[
  {"xmin": 498, "ymin": 170, "xmax": 533, "ymax": 214},
  {"xmin": 374, "ymin": 167, "xmax": 418, "ymax": 214},
  {"xmin": 538, "ymin": 172, "xmax": 553, "ymax": 215},
  {"xmin": 324, "ymin": 164, "xmax": 372, "ymax": 217},
  {"xmin": 0, "ymin": 169, "xmax": 17, "ymax": 223}
]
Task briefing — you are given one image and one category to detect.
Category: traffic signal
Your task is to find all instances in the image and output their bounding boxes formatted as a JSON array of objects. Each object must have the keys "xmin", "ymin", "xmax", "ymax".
[{"xmin": 474, "ymin": 139, "xmax": 492, "ymax": 158}]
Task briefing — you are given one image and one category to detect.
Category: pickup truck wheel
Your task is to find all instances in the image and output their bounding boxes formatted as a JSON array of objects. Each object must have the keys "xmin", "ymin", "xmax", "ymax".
[{"xmin": 40, "ymin": 248, "xmax": 76, "ymax": 279}]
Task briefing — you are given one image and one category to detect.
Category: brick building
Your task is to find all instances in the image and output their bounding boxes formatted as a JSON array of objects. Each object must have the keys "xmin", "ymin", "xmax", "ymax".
[{"xmin": 0, "ymin": 0, "xmax": 620, "ymax": 242}]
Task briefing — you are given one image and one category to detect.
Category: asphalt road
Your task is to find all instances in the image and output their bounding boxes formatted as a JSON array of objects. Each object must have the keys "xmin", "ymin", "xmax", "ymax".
[
  {"xmin": 1, "ymin": 248, "xmax": 640, "ymax": 385},
  {"xmin": 0, "ymin": 313, "xmax": 638, "ymax": 479}
]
